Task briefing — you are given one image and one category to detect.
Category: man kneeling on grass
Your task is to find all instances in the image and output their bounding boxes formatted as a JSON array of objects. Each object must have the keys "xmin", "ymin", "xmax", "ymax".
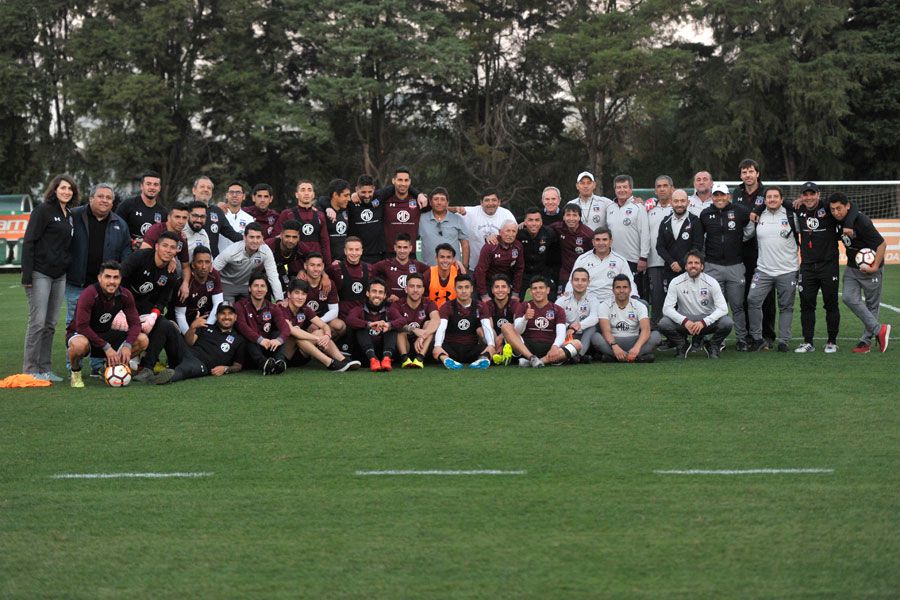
[
  {"xmin": 501, "ymin": 275, "xmax": 580, "ymax": 367},
  {"xmin": 346, "ymin": 278, "xmax": 397, "ymax": 372},
  {"xmin": 595, "ymin": 274, "xmax": 661, "ymax": 363},
  {"xmin": 152, "ymin": 301, "xmax": 246, "ymax": 384},
  {"xmin": 67, "ymin": 261, "xmax": 149, "ymax": 388},
  {"xmin": 277, "ymin": 278, "xmax": 360, "ymax": 372}
]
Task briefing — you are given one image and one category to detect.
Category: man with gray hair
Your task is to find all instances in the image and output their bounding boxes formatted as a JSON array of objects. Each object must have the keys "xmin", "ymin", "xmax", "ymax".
[
  {"xmin": 474, "ymin": 220, "xmax": 525, "ymax": 301},
  {"xmin": 191, "ymin": 176, "xmax": 242, "ymax": 256},
  {"xmin": 568, "ymin": 171, "xmax": 612, "ymax": 228},
  {"xmin": 65, "ymin": 183, "xmax": 134, "ymax": 374},
  {"xmin": 540, "ymin": 186, "xmax": 564, "ymax": 226},
  {"xmin": 606, "ymin": 174, "xmax": 650, "ymax": 299},
  {"xmin": 688, "ymin": 171, "xmax": 714, "ymax": 216}
]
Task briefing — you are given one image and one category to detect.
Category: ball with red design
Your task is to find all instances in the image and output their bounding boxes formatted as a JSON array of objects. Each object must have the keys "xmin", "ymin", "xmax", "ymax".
[
  {"xmin": 855, "ymin": 248, "xmax": 876, "ymax": 268},
  {"xmin": 103, "ymin": 364, "xmax": 132, "ymax": 387}
]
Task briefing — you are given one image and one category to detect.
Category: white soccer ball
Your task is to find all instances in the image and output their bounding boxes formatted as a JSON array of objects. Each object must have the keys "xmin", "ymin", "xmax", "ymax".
[
  {"xmin": 855, "ymin": 248, "xmax": 876, "ymax": 268},
  {"xmin": 103, "ymin": 364, "xmax": 132, "ymax": 387}
]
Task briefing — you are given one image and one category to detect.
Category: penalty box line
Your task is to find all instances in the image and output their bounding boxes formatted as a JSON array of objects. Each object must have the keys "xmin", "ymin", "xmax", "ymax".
[
  {"xmin": 51, "ymin": 472, "xmax": 213, "ymax": 479},
  {"xmin": 654, "ymin": 468, "xmax": 834, "ymax": 475},
  {"xmin": 356, "ymin": 470, "xmax": 526, "ymax": 476}
]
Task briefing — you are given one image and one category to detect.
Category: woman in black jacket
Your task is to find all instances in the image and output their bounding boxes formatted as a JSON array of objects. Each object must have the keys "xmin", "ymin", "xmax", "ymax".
[{"xmin": 22, "ymin": 174, "xmax": 79, "ymax": 380}]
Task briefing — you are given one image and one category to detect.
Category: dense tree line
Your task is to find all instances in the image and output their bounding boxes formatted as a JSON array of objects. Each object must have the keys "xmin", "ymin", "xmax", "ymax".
[{"xmin": 1, "ymin": 0, "xmax": 896, "ymax": 213}]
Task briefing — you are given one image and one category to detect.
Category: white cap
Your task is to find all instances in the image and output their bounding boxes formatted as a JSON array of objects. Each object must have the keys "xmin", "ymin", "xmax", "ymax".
[
  {"xmin": 711, "ymin": 182, "xmax": 729, "ymax": 195},
  {"xmin": 576, "ymin": 171, "xmax": 595, "ymax": 183}
]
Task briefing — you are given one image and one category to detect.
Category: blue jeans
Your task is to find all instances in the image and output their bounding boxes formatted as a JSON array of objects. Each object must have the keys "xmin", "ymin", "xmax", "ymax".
[{"xmin": 23, "ymin": 272, "xmax": 66, "ymax": 374}]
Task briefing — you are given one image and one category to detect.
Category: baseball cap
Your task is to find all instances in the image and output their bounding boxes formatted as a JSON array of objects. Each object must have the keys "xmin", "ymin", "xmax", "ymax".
[
  {"xmin": 216, "ymin": 301, "xmax": 236, "ymax": 314},
  {"xmin": 801, "ymin": 181, "xmax": 818, "ymax": 193},
  {"xmin": 576, "ymin": 171, "xmax": 595, "ymax": 183},
  {"xmin": 711, "ymin": 182, "xmax": 730, "ymax": 195}
]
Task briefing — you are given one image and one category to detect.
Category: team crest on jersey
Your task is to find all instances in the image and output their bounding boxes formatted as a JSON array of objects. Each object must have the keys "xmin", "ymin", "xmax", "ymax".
[
  {"xmin": 727, "ymin": 211, "xmax": 735, "ymax": 219},
  {"xmin": 700, "ymin": 288, "xmax": 708, "ymax": 297},
  {"xmin": 701, "ymin": 299, "xmax": 709, "ymax": 306},
  {"xmin": 319, "ymin": 290, "xmax": 328, "ymax": 300},
  {"xmin": 418, "ymin": 310, "xmax": 426, "ymax": 319},
  {"xmin": 197, "ymin": 296, "xmax": 208, "ymax": 308},
  {"xmin": 457, "ymin": 318, "xmax": 471, "ymax": 330},
  {"xmin": 398, "ymin": 275, "xmax": 408, "ymax": 288},
  {"xmin": 262, "ymin": 311, "xmax": 271, "ymax": 320},
  {"xmin": 497, "ymin": 317, "xmax": 509, "ymax": 327},
  {"xmin": 220, "ymin": 342, "xmax": 231, "ymax": 352},
  {"xmin": 511, "ymin": 249, "xmax": 519, "ymax": 259},
  {"xmin": 409, "ymin": 265, "xmax": 417, "ymax": 273},
  {"xmin": 157, "ymin": 275, "xmax": 168, "ymax": 286},
  {"xmin": 575, "ymin": 237, "xmax": 583, "ymax": 245},
  {"xmin": 627, "ymin": 312, "xmax": 636, "ymax": 320},
  {"xmin": 210, "ymin": 213, "xmax": 218, "ymax": 222},
  {"xmin": 538, "ymin": 244, "xmax": 546, "ymax": 254},
  {"xmin": 296, "ymin": 314, "xmax": 306, "ymax": 323},
  {"xmin": 154, "ymin": 214, "xmax": 162, "ymax": 223},
  {"xmin": 807, "ymin": 217, "xmax": 819, "ymax": 230},
  {"xmin": 371, "ymin": 199, "xmax": 380, "ymax": 208},
  {"xmin": 623, "ymin": 218, "xmax": 632, "ymax": 226},
  {"xmin": 593, "ymin": 215, "xmax": 601, "ymax": 223},
  {"xmin": 206, "ymin": 281, "xmax": 214, "ymax": 292},
  {"xmin": 99, "ymin": 312, "xmax": 112, "ymax": 323},
  {"xmin": 252, "ymin": 256, "xmax": 263, "ymax": 265},
  {"xmin": 408, "ymin": 200, "xmax": 417, "ymax": 208},
  {"xmin": 728, "ymin": 221, "xmax": 736, "ymax": 230},
  {"xmin": 361, "ymin": 209, "xmax": 374, "ymax": 222},
  {"xmin": 211, "ymin": 224, "xmax": 219, "ymax": 233},
  {"xmin": 176, "ymin": 241, "xmax": 183, "ymax": 251},
  {"xmin": 351, "ymin": 282, "xmax": 364, "ymax": 294},
  {"xmin": 546, "ymin": 310, "xmax": 555, "ymax": 319},
  {"xmin": 263, "ymin": 322, "xmax": 271, "ymax": 333},
  {"xmin": 397, "ymin": 210, "xmax": 411, "ymax": 223},
  {"xmin": 225, "ymin": 335, "xmax": 235, "ymax": 344},
  {"xmin": 302, "ymin": 224, "xmax": 314, "ymax": 236},
  {"xmin": 140, "ymin": 222, "xmax": 152, "ymax": 235},
  {"xmin": 336, "ymin": 222, "xmax": 347, "ymax": 235},
  {"xmin": 817, "ymin": 208, "xmax": 826, "ymax": 218},
  {"xmin": 625, "ymin": 208, "xmax": 633, "ymax": 216},
  {"xmin": 268, "ymin": 216, "xmax": 275, "ymax": 224},
  {"xmin": 307, "ymin": 300, "xmax": 319, "ymax": 312},
  {"xmin": 755, "ymin": 198, "xmax": 764, "ymax": 205},
  {"xmin": 535, "ymin": 316, "xmax": 549, "ymax": 329}
]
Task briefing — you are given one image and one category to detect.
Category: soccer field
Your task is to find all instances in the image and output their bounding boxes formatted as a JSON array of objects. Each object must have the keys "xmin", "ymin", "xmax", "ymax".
[{"xmin": 1, "ymin": 270, "xmax": 898, "ymax": 598}]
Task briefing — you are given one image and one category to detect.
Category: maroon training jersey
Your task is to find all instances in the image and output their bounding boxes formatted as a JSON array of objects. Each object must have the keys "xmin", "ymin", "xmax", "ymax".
[
  {"xmin": 175, "ymin": 270, "xmax": 223, "ymax": 323},
  {"xmin": 389, "ymin": 299, "xmax": 438, "ymax": 331},
  {"xmin": 479, "ymin": 297, "xmax": 520, "ymax": 331},
  {"xmin": 514, "ymin": 300, "xmax": 565, "ymax": 344},
  {"xmin": 383, "ymin": 195, "xmax": 422, "ymax": 248},
  {"xmin": 66, "ymin": 283, "xmax": 142, "ymax": 348},
  {"xmin": 550, "ymin": 221, "xmax": 595, "ymax": 283},
  {"xmin": 346, "ymin": 303, "xmax": 391, "ymax": 341},
  {"xmin": 373, "ymin": 257, "xmax": 428, "ymax": 299},
  {"xmin": 438, "ymin": 300, "xmax": 481, "ymax": 346},
  {"xmin": 246, "ymin": 205, "xmax": 279, "ymax": 238},
  {"xmin": 304, "ymin": 279, "xmax": 339, "ymax": 318},
  {"xmin": 235, "ymin": 296, "xmax": 288, "ymax": 342},
  {"xmin": 142, "ymin": 222, "xmax": 189, "ymax": 263},
  {"xmin": 265, "ymin": 237, "xmax": 305, "ymax": 289},
  {"xmin": 474, "ymin": 240, "xmax": 525, "ymax": 297},
  {"xmin": 275, "ymin": 303, "xmax": 318, "ymax": 333},
  {"xmin": 272, "ymin": 206, "xmax": 332, "ymax": 263}
]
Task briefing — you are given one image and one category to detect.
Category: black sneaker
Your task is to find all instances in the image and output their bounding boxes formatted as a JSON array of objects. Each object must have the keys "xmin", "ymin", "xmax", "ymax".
[
  {"xmin": 273, "ymin": 359, "xmax": 287, "ymax": 374},
  {"xmin": 735, "ymin": 340, "xmax": 749, "ymax": 352},
  {"xmin": 579, "ymin": 353, "xmax": 592, "ymax": 365},
  {"xmin": 777, "ymin": 342, "xmax": 788, "ymax": 353},
  {"xmin": 708, "ymin": 345, "xmax": 721, "ymax": 359},
  {"xmin": 262, "ymin": 357, "xmax": 276, "ymax": 375},
  {"xmin": 635, "ymin": 354, "xmax": 655, "ymax": 363},
  {"xmin": 702, "ymin": 341, "xmax": 712, "ymax": 358},
  {"xmin": 749, "ymin": 338, "xmax": 769, "ymax": 352},
  {"xmin": 132, "ymin": 368, "xmax": 154, "ymax": 384},
  {"xmin": 152, "ymin": 368, "xmax": 175, "ymax": 385},
  {"xmin": 690, "ymin": 336, "xmax": 704, "ymax": 352},
  {"xmin": 600, "ymin": 354, "xmax": 617, "ymax": 363},
  {"xmin": 677, "ymin": 342, "xmax": 690, "ymax": 358}
]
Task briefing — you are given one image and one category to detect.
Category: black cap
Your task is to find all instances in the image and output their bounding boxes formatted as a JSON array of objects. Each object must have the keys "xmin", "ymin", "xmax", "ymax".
[
  {"xmin": 216, "ymin": 301, "xmax": 236, "ymax": 314},
  {"xmin": 801, "ymin": 181, "xmax": 818, "ymax": 193}
]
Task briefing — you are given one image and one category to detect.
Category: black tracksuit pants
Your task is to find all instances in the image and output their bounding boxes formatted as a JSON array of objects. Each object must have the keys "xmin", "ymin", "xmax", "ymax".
[{"xmin": 798, "ymin": 261, "xmax": 840, "ymax": 344}]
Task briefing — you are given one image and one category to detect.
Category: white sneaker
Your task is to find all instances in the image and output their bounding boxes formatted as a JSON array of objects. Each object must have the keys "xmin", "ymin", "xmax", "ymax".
[
  {"xmin": 530, "ymin": 355, "xmax": 545, "ymax": 368},
  {"xmin": 824, "ymin": 343, "xmax": 838, "ymax": 353},
  {"xmin": 794, "ymin": 343, "xmax": 815, "ymax": 353},
  {"xmin": 518, "ymin": 358, "xmax": 531, "ymax": 368}
]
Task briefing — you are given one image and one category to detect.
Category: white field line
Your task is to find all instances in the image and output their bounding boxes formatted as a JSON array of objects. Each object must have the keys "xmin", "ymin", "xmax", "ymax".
[
  {"xmin": 880, "ymin": 302, "xmax": 900, "ymax": 314},
  {"xmin": 654, "ymin": 468, "xmax": 833, "ymax": 475},
  {"xmin": 355, "ymin": 469, "xmax": 526, "ymax": 476},
  {"xmin": 51, "ymin": 472, "xmax": 213, "ymax": 479}
]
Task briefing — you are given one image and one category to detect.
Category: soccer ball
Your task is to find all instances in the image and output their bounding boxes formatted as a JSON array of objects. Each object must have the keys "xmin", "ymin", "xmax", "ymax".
[
  {"xmin": 103, "ymin": 364, "xmax": 132, "ymax": 387},
  {"xmin": 855, "ymin": 248, "xmax": 876, "ymax": 268}
]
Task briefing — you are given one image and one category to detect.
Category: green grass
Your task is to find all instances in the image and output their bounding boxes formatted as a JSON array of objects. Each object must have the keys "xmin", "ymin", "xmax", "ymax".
[{"xmin": 1, "ymin": 269, "xmax": 898, "ymax": 598}]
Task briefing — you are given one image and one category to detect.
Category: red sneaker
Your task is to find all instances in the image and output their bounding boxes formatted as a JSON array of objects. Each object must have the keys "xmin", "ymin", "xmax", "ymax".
[
  {"xmin": 852, "ymin": 342, "xmax": 871, "ymax": 354},
  {"xmin": 877, "ymin": 324, "xmax": 891, "ymax": 353},
  {"xmin": 369, "ymin": 357, "xmax": 382, "ymax": 372},
  {"xmin": 380, "ymin": 356, "xmax": 393, "ymax": 372}
]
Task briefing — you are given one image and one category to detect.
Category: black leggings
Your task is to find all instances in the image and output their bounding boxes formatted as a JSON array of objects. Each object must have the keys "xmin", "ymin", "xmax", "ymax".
[{"xmin": 354, "ymin": 330, "xmax": 397, "ymax": 360}]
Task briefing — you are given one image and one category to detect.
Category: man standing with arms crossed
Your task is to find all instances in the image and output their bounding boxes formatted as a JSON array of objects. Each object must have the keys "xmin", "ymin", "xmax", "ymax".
[{"xmin": 568, "ymin": 171, "xmax": 611, "ymax": 228}]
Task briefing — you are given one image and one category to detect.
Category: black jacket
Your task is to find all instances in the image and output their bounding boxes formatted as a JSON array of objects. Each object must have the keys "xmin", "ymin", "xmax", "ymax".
[
  {"xmin": 656, "ymin": 212, "xmax": 704, "ymax": 269},
  {"xmin": 204, "ymin": 204, "xmax": 242, "ymax": 256},
  {"xmin": 699, "ymin": 202, "xmax": 751, "ymax": 266},
  {"xmin": 21, "ymin": 201, "xmax": 73, "ymax": 284},
  {"xmin": 67, "ymin": 205, "xmax": 133, "ymax": 286}
]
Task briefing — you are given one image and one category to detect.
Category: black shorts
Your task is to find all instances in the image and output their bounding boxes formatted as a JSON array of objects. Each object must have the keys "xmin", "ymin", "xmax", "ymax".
[
  {"xmin": 520, "ymin": 339, "xmax": 552, "ymax": 358},
  {"xmin": 442, "ymin": 340, "xmax": 487, "ymax": 364},
  {"xmin": 67, "ymin": 330, "xmax": 129, "ymax": 359}
]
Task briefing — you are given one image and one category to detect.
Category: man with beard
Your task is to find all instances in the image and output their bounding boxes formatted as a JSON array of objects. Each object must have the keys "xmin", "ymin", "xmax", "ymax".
[
  {"xmin": 301, "ymin": 252, "xmax": 345, "ymax": 339},
  {"xmin": 501, "ymin": 276, "xmax": 580, "ymax": 367},
  {"xmin": 246, "ymin": 184, "xmax": 279, "ymax": 239},
  {"xmin": 595, "ymin": 275, "xmax": 661, "ymax": 363},
  {"xmin": 656, "ymin": 189, "xmax": 704, "ymax": 319},
  {"xmin": 141, "ymin": 202, "xmax": 192, "ymax": 302},
  {"xmin": 173, "ymin": 246, "xmax": 222, "ymax": 333},
  {"xmin": 221, "ymin": 181, "xmax": 255, "ymax": 247},
  {"xmin": 374, "ymin": 233, "xmax": 428, "ymax": 303},
  {"xmin": 346, "ymin": 278, "xmax": 397, "ymax": 371},
  {"xmin": 388, "ymin": 273, "xmax": 439, "ymax": 368},
  {"xmin": 190, "ymin": 176, "xmax": 242, "ymax": 256},
  {"xmin": 116, "ymin": 171, "xmax": 167, "ymax": 249},
  {"xmin": 346, "ymin": 175, "xmax": 387, "ymax": 264},
  {"xmin": 183, "ymin": 201, "xmax": 210, "ymax": 258},
  {"xmin": 517, "ymin": 207, "xmax": 559, "ymax": 299},
  {"xmin": 377, "ymin": 167, "xmax": 429, "ymax": 251}
]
